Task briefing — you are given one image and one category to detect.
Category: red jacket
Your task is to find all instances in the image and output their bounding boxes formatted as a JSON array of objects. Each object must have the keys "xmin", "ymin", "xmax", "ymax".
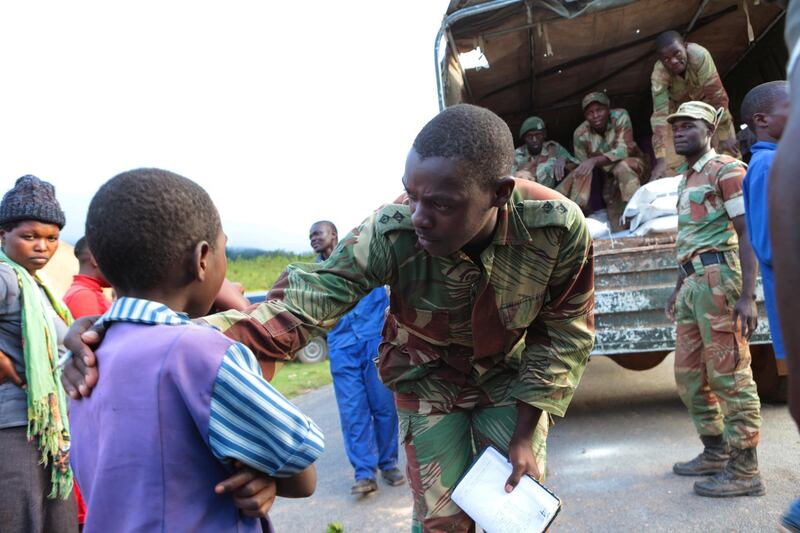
[{"xmin": 63, "ymin": 275, "xmax": 111, "ymax": 318}]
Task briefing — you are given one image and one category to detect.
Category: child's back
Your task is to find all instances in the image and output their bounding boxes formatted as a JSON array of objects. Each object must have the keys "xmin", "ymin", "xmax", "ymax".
[{"xmin": 69, "ymin": 169, "xmax": 324, "ymax": 532}]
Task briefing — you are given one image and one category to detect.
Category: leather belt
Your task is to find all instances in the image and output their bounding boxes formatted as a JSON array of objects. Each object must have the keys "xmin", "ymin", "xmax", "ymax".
[{"xmin": 680, "ymin": 251, "xmax": 727, "ymax": 277}]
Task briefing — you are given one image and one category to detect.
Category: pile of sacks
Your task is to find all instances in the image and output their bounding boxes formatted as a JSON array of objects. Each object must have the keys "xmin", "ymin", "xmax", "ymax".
[{"xmin": 587, "ymin": 176, "xmax": 681, "ymax": 240}]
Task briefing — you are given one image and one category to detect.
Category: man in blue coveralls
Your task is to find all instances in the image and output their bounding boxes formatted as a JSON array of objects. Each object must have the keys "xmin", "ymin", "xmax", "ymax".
[{"xmin": 309, "ymin": 220, "xmax": 404, "ymax": 495}]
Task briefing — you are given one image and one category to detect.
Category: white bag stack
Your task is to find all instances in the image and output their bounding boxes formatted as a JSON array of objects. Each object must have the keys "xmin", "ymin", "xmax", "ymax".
[{"xmin": 622, "ymin": 175, "xmax": 682, "ymax": 235}]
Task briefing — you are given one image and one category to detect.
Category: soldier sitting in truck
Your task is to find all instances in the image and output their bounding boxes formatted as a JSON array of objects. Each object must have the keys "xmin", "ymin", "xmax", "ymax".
[
  {"xmin": 557, "ymin": 92, "xmax": 647, "ymax": 231},
  {"xmin": 664, "ymin": 101, "xmax": 763, "ymax": 498},
  {"xmin": 650, "ymin": 31, "xmax": 742, "ymax": 180},
  {"xmin": 511, "ymin": 115, "xmax": 578, "ymax": 188}
]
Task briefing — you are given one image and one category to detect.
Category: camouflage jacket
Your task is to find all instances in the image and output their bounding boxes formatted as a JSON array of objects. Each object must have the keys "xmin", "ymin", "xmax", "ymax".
[
  {"xmin": 512, "ymin": 142, "xmax": 579, "ymax": 180},
  {"xmin": 677, "ymin": 149, "xmax": 747, "ymax": 264},
  {"xmin": 650, "ymin": 43, "xmax": 735, "ymax": 159},
  {"xmin": 573, "ymin": 108, "xmax": 645, "ymax": 171},
  {"xmin": 205, "ymin": 180, "xmax": 595, "ymax": 417}
]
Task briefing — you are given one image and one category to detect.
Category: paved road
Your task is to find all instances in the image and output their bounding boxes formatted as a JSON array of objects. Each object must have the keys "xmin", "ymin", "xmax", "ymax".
[{"xmin": 271, "ymin": 355, "xmax": 799, "ymax": 532}]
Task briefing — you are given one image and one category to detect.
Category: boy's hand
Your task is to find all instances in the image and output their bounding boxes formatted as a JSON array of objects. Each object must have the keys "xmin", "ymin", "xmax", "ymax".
[
  {"xmin": 215, "ymin": 463, "xmax": 277, "ymax": 518},
  {"xmin": 61, "ymin": 315, "xmax": 103, "ymax": 399}
]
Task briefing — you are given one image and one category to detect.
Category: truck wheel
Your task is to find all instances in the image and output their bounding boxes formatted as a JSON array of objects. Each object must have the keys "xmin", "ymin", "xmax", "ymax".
[
  {"xmin": 296, "ymin": 337, "xmax": 328, "ymax": 364},
  {"xmin": 750, "ymin": 344, "xmax": 787, "ymax": 404},
  {"xmin": 607, "ymin": 351, "xmax": 669, "ymax": 371}
]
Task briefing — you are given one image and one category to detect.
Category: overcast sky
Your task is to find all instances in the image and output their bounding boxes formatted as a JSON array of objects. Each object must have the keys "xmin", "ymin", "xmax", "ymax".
[{"xmin": 0, "ymin": 1, "xmax": 449, "ymax": 252}]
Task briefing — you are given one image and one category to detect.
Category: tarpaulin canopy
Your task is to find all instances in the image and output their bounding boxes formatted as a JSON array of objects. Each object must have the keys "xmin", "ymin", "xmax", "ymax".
[{"xmin": 438, "ymin": 0, "xmax": 786, "ymax": 152}]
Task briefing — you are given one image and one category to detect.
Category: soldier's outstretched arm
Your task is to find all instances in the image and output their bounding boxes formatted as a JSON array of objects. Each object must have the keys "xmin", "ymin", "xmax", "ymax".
[{"xmin": 202, "ymin": 212, "xmax": 395, "ymax": 378}]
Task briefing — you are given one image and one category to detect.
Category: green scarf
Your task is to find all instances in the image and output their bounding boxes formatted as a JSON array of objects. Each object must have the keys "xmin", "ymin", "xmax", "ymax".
[{"xmin": 0, "ymin": 250, "xmax": 74, "ymax": 499}]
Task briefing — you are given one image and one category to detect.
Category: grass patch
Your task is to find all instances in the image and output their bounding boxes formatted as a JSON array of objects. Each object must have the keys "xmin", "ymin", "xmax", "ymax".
[
  {"xmin": 227, "ymin": 252, "xmax": 316, "ymax": 292},
  {"xmin": 270, "ymin": 360, "xmax": 332, "ymax": 398}
]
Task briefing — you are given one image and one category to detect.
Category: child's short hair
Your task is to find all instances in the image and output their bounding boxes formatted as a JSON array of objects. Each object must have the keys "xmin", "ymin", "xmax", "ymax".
[
  {"xmin": 740, "ymin": 80, "xmax": 789, "ymax": 129},
  {"xmin": 412, "ymin": 104, "xmax": 514, "ymax": 189},
  {"xmin": 86, "ymin": 168, "xmax": 221, "ymax": 293}
]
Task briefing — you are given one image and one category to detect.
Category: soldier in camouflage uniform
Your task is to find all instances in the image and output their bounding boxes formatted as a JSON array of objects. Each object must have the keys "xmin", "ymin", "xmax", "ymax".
[
  {"xmin": 512, "ymin": 115, "xmax": 579, "ymax": 188},
  {"xmin": 650, "ymin": 32, "xmax": 741, "ymax": 180},
  {"xmin": 557, "ymin": 92, "xmax": 646, "ymax": 231},
  {"xmin": 664, "ymin": 101, "xmax": 763, "ymax": 498},
  {"xmin": 62, "ymin": 105, "xmax": 596, "ymax": 533}
]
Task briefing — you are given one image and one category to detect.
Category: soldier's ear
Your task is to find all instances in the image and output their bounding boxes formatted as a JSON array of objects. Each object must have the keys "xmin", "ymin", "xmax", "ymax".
[{"xmin": 492, "ymin": 177, "xmax": 515, "ymax": 207}]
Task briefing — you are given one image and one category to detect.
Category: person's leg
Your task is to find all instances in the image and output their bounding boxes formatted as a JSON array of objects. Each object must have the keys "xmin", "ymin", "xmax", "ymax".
[
  {"xmin": 360, "ymin": 337, "xmax": 401, "ymax": 476},
  {"xmin": 690, "ymin": 265, "xmax": 763, "ymax": 497},
  {"xmin": 556, "ymin": 167, "xmax": 594, "ymax": 210},
  {"xmin": 330, "ymin": 344, "xmax": 379, "ymax": 485},
  {"xmin": 471, "ymin": 403, "xmax": 549, "ymax": 480},
  {"xmin": 673, "ymin": 275, "xmax": 729, "ymax": 476},
  {"xmin": 0, "ymin": 426, "xmax": 78, "ymax": 533},
  {"xmin": 399, "ymin": 408, "xmax": 475, "ymax": 533}
]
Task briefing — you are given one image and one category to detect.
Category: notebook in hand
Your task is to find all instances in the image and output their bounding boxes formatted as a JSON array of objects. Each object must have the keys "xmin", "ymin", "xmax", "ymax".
[{"xmin": 451, "ymin": 446, "xmax": 561, "ymax": 533}]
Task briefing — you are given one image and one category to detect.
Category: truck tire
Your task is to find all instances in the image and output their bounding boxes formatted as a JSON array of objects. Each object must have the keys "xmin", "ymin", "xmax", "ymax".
[
  {"xmin": 607, "ymin": 351, "xmax": 669, "ymax": 371},
  {"xmin": 296, "ymin": 337, "xmax": 328, "ymax": 364},
  {"xmin": 750, "ymin": 344, "xmax": 787, "ymax": 404}
]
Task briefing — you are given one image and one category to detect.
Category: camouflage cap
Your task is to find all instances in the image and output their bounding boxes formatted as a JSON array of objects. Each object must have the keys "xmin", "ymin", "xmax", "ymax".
[
  {"xmin": 581, "ymin": 91, "xmax": 610, "ymax": 110},
  {"xmin": 519, "ymin": 116, "xmax": 546, "ymax": 137},
  {"xmin": 667, "ymin": 101, "xmax": 724, "ymax": 127}
]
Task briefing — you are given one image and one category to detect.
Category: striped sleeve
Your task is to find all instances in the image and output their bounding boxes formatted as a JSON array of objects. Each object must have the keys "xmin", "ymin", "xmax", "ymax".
[{"xmin": 208, "ymin": 342, "xmax": 325, "ymax": 477}]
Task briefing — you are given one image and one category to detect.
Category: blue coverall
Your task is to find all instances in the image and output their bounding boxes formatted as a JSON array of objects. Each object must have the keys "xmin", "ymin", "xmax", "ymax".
[
  {"xmin": 742, "ymin": 141, "xmax": 785, "ymax": 360},
  {"xmin": 327, "ymin": 286, "xmax": 399, "ymax": 481}
]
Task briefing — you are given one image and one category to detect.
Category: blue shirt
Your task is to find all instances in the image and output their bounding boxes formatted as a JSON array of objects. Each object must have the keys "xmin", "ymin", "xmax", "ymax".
[
  {"xmin": 98, "ymin": 297, "xmax": 325, "ymax": 476},
  {"xmin": 742, "ymin": 141, "xmax": 777, "ymax": 266}
]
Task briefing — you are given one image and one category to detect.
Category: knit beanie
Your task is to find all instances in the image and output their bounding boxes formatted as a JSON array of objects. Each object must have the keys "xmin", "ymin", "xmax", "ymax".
[{"xmin": 0, "ymin": 175, "xmax": 66, "ymax": 229}]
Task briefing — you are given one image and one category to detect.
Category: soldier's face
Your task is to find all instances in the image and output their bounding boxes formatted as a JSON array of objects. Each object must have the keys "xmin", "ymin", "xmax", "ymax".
[
  {"xmin": 658, "ymin": 41, "xmax": 688, "ymax": 76},
  {"xmin": 671, "ymin": 118, "xmax": 713, "ymax": 156},
  {"xmin": 584, "ymin": 102, "xmax": 610, "ymax": 133},
  {"xmin": 523, "ymin": 130, "xmax": 546, "ymax": 155},
  {"xmin": 402, "ymin": 149, "xmax": 513, "ymax": 258}
]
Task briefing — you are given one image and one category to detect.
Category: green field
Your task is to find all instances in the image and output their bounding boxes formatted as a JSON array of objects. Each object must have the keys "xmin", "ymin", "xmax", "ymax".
[
  {"xmin": 226, "ymin": 250, "xmax": 316, "ymax": 292},
  {"xmin": 270, "ymin": 360, "xmax": 332, "ymax": 398}
]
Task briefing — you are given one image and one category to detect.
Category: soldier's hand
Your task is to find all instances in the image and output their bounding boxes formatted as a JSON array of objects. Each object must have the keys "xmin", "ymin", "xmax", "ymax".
[
  {"xmin": 665, "ymin": 289, "xmax": 678, "ymax": 322},
  {"xmin": 505, "ymin": 437, "xmax": 541, "ymax": 493},
  {"xmin": 61, "ymin": 315, "xmax": 104, "ymax": 399},
  {"xmin": 732, "ymin": 295, "xmax": 758, "ymax": 340},
  {"xmin": 573, "ymin": 159, "xmax": 595, "ymax": 180},
  {"xmin": 651, "ymin": 158, "xmax": 667, "ymax": 180},
  {"xmin": 554, "ymin": 157, "xmax": 567, "ymax": 182},
  {"xmin": 0, "ymin": 350, "xmax": 25, "ymax": 389},
  {"xmin": 215, "ymin": 462, "xmax": 277, "ymax": 518}
]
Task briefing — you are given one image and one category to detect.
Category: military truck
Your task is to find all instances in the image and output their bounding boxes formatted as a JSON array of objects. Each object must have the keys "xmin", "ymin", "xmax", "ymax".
[{"xmin": 435, "ymin": 0, "xmax": 788, "ymax": 400}]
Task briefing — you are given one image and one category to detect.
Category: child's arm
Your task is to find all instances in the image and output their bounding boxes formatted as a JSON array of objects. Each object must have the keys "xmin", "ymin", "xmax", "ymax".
[{"xmin": 275, "ymin": 465, "xmax": 316, "ymax": 498}]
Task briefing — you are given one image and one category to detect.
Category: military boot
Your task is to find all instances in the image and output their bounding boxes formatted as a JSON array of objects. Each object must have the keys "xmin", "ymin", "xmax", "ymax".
[
  {"xmin": 672, "ymin": 435, "xmax": 729, "ymax": 476},
  {"xmin": 694, "ymin": 447, "xmax": 766, "ymax": 497}
]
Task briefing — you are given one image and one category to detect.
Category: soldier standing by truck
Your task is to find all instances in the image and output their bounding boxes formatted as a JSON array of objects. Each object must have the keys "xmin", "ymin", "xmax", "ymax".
[
  {"xmin": 664, "ymin": 101, "xmax": 763, "ymax": 498},
  {"xmin": 650, "ymin": 32, "xmax": 741, "ymax": 180}
]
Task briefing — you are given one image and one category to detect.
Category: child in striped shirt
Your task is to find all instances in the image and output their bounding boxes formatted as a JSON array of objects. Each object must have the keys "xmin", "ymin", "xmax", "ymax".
[{"xmin": 68, "ymin": 168, "xmax": 324, "ymax": 533}]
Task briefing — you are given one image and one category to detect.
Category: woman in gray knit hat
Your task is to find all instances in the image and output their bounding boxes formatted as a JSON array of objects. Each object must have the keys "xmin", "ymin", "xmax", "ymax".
[{"xmin": 0, "ymin": 175, "xmax": 78, "ymax": 533}]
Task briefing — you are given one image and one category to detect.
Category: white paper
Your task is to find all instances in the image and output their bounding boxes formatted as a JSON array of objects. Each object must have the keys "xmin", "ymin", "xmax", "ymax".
[{"xmin": 451, "ymin": 447, "xmax": 560, "ymax": 533}]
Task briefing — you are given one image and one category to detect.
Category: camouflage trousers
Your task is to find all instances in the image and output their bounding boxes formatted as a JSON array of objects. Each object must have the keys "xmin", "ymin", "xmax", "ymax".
[
  {"xmin": 674, "ymin": 262, "xmax": 761, "ymax": 449},
  {"xmin": 397, "ymin": 392, "xmax": 549, "ymax": 533},
  {"xmin": 557, "ymin": 157, "xmax": 645, "ymax": 231}
]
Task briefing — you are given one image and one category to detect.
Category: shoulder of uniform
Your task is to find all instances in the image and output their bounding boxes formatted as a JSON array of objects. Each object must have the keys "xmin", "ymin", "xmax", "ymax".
[
  {"xmin": 374, "ymin": 203, "xmax": 415, "ymax": 235},
  {"xmin": 511, "ymin": 182, "xmax": 581, "ymax": 230},
  {"xmin": 687, "ymin": 42, "xmax": 710, "ymax": 61},
  {"xmin": 702, "ymin": 154, "xmax": 746, "ymax": 178},
  {"xmin": 573, "ymin": 122, "xmax": 590, "ymax": 138},
  {"xmin": 514, "ymin": 145, "xmax": 527, "ymax": 156},
  {"xmin": 610, "ymin": 108, "xmax": 629, "ymax": 120},
  {"xmin": 517, "ymin": 198, "xmax": 582, "ymax": 230}
]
